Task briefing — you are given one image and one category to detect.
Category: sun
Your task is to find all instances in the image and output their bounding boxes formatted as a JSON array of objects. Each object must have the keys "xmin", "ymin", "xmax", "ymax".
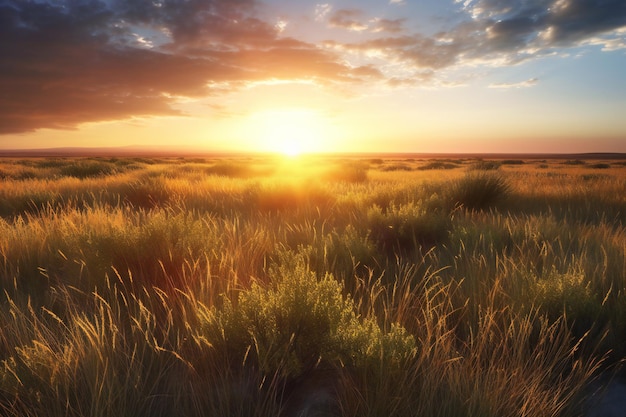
[
  {"xmin": 269, "ymin": 120, "xmax": 314, "ymax": 157},
  {"xmin": 282, "ymin": 140, "xmax": 303, "ymax": 157},
  {"xmin": 249, "ymin": 108, "xmax": 332, "ymax": 156}
]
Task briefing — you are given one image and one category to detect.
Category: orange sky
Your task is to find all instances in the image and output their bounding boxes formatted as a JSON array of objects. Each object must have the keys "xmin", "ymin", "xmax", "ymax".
[{"xmin": 1, "ymin": 0, "xmax": 625, "ymax": 154}]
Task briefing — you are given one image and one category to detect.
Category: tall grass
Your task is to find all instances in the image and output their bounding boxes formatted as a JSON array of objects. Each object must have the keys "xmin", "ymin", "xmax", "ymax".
[
  {"xmin": 449, "ymin": 171, "xmax": 511, "ymax": 210},
  {"xmin": 0, "ymin": 156, "xmax": 624, "ymax": 416}
]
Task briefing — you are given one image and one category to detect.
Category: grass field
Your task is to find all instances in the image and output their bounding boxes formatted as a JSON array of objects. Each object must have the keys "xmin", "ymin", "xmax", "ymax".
[{"xmin": 1, "ymin": 155, "xmax": 625, "ymax": 416}]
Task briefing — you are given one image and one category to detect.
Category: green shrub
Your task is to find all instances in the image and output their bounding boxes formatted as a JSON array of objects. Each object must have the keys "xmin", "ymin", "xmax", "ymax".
[
  {"xmin": 201, "ymin": 249, "xmax": 415, "ymax": 378},
  {"xmin": 530, "ymin": 268, "xmax": 603, "ymax": 337},
  {"xmin": 320, "ymin": 225, "xmax": 378, "ymax": 280}
]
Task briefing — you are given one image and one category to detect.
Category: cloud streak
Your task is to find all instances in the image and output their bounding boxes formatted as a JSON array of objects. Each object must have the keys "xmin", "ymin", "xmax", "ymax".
[{"xmin": 488, "ymin": 77, "xmax": 539, "ymax": 89}]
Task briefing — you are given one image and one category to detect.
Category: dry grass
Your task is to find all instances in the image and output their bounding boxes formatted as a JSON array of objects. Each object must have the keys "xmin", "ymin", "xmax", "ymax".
[{"xmin": 1, "ymin": 155, "xmax": 625, "ymax": 416}]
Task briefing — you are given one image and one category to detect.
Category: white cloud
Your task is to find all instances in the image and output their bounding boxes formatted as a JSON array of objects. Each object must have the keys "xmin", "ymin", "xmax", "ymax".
[
  {"xmin": 132, "ymin": 33, "xmax": 154, "ymax": 49},
  {"xmin": 582, "ymin": 28, "xmax": 626, "ymax": 51},
  {"xmin": 275, "ymin": 19, "xmax": 288, "ymax": 33},
  {"xmin": 315, "ymin": 4, "xmax": 333, "ymax": 21},
  {"xmin": 488, "ymin": 77, "xmax": 539, "ymax": 89}
]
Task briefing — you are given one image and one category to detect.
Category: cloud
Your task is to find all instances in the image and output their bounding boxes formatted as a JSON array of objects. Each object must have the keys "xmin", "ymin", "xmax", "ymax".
[
  {"xmin": 1, "ymin": 0, "xmax": 625, "ymax": 135},
  {"xmin": 456, "ymin": 0, "xmax": 626, "ymax": 48},
  {"xmin": 326, "ymin": 10, "xmax": 405, "ymax": 33},
  {"xmin": 341, "ymin": 34, "xmax": 462, "ymax": 69},
  {"xmin": 324, "ymin": 8, "xmax": 407, "ymax": 34},
  {"xmin": 371, "ymin": 18, "xmax": 406, "ymax": 33},
  {"xmin": 0, "ymin": 0, "xmax": 371, "ymax": 134},
  {"xmin": 350, "ymin": 65, "xmax": 385, "ymax": 79},
  {"xmin": 335, "ymin": 0, "xmax": 626, "ymax": 79},
  {"xmin": 275, "ymin": 20, "xmax": 288, "ymax": 33},
  {"xmin": 488, "ymin": 77, "xmax": 539, "ymax": 89},
  {"xmin": 315, "ymin": 3, "xmax": 333, "ymax": 22},
  {"xmin": 583, "ymin": 28, "xmax": 626, "ymax": 51},
  {"xmin": 111, "ymin": 0, "xmax": 265, "ymax": 46},
  {"xmin": 328, "ymin": 9, "xmax": 369, "ymax": 32}
]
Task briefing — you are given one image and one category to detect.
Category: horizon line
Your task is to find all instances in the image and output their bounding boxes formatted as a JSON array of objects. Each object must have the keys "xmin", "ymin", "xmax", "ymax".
[{"xmin": 1, "ymin": 146, "xmax": 626, "ymax": 160}]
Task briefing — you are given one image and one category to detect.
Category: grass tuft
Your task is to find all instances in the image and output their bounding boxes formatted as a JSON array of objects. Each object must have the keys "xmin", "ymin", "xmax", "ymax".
[
  {"xmin": 58, "ymin": 159, "xmax": 119, "ymax": 178},
  {"xmin": 469, "ymin": 160, "xmax": 502, "ymax": 170},
  {"xmin": 323, "ymin": 161, "xmax": 369, "ymax": 183},
  {"xmin": 449, "ymin": 172, "xmax": 511, "ymax": 210},
  {"xmin": 417, "ymin": 161, "xmax": 459, "ymax": 170},
  {"xmin": 367, "ymin": 203, "xmax": 450, "ymax": 253},
  {"xmin": 590, "ymin": 163, "xmax": 611, "ymax": 169}
]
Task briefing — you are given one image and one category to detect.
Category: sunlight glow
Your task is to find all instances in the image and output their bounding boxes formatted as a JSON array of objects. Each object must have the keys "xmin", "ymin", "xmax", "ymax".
[{"xmin": 249, "ymin": 108, "xmax": 331, "ymax": 156}]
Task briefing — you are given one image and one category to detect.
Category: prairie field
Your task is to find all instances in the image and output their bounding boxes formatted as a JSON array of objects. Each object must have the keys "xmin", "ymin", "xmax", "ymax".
[{"xmin": 1, "ymin": 155, "xmax": 626, "ymax": 416}]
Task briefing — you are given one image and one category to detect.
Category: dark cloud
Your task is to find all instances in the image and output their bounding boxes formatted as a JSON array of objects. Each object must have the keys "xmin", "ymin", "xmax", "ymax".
[
  {"xmin": 486, "ymin": 16, "xmax": 541, "ymax": 47},
  {"xmin": 461, "ymin": 0, "xmax": 626, "ymax": 49},
  {"xmin": 340, "ymin": 0, "xmax": 626, "ymax": 79},
  {"xmin": 0, "ymin": 0, "xmax": 368, "ymax": 134},
  {"xmin": 113, "ymin": 0, "xmax": 260, "ymax": 42},
  {"xmin": 545, "ymin": 0, "xmax": 626, "ymax": 43},
  {"xmin": 112, "ymin": 0, "xmax": 282, "ymax": 50},
  {"xmin": 459, "ymin": 0, "xmax": 547, "ymax": 19}
]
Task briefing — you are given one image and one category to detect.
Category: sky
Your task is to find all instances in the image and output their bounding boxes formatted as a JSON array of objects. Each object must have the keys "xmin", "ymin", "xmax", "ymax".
[{"xmin": 1, "ymin": 0, "xmax": 625, "ymax": 154}]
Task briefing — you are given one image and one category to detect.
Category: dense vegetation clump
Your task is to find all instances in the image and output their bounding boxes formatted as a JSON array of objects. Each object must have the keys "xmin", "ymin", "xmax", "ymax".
[
  {"xmin": 469, "ymin": 160, "xmax": 502, "ymax": 170},
  {"xmin": 203, "ymin": 249, "xmax": 415, "ymax": 378},
  {"xmin": 417, "ymin": 161, "xmax": 459, "ymax": 170},
  {"xmin": 449, "ymin": 172, "xmax": 511, "ymax": 210}
]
